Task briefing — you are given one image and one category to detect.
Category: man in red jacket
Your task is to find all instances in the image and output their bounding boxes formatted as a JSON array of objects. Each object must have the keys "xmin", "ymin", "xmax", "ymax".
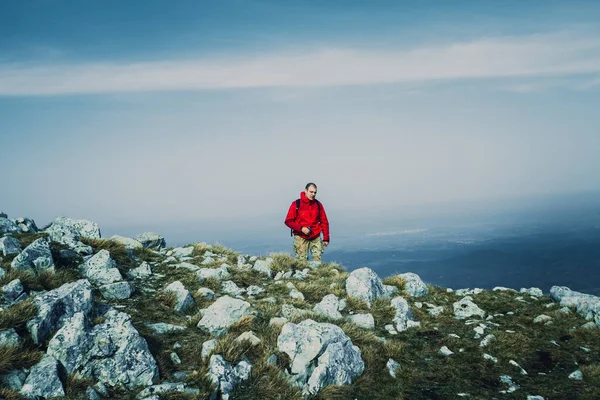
[{"xmin": 285, "ymin": 182, "xmax": 330, "ymax": 261}]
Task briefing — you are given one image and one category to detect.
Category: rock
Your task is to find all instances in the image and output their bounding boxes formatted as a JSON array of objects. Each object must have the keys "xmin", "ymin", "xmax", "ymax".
[
  {"xmin": 164, "ymin": 281, "xmax": 195, "ymax": 313},
  {"xmin": 14, "ymin": 217, "xmax": 39, "ymax": 233},
  {"xmin": 313, "ymin": 294, "xmax": 343, "ymax": 320},
  {"xmin": 221, "ymin": 280, "xmax": 245, "ymax": 297},
  {"xmin": 2, "ymin": 279, "xmax": 24, "ymax": 302},
  {"xmin": 281, "ymin": 304, "xmax": 310, "ymax": 320},
  {"xmin": 269, "ymin": 317, "xmax": 288, "ymax": 327},
  {"xmin": 49, "ymin": 216, "xmax": 101, "ymax": 239},
  {"xmin": 384, "ymin": 324, "xmax": 398, "ymax": 335},
  {"xmin": 391, "ymin": 297, "xmax": 419, "ymax": 332},
  {"xmin": 136, "ymin": 232, "xmax": 166, "ymax": 250},
  {"xmin": 197, "ymin": 296, "xmax": 252, "ymax": 336},
  {"xmin": 208, "ymin": 355, "xmax": 252, "ymax": 400},
  {"xmin": 196, "ymin": 287, "xmax": 216, "ymax": 300},
  {"xmin": 128, "ymin": 261, "xmax": 153, "ymax": 279},
  {"xmin": 175, "ymin": 262, "xmax": 200, "ymax": 272},
  {"xmin": 110, "ymin": 235, "xmax": 143, "ymax": 249},
  {"xmin": 80, "ymin": 250, "xmax": 123, "ymax": 285},
  {"xmin": 438, "ymin": 346, "xmax": 454, "ymax": 356},
  {"xmin": 527, "ymin": 396, "xmax": 545, "ymax": 400},
  {"xmin": 550, "ymin": 286, "xmax": 600, "ymax": 328},
  {"xmin": 202, "ymin": 339, "xmax": 218, "ymax": 360},
  {"xmin": 493, "ymin": 286, "xmax": 517, "ymax": 292},
  {"xmin": 1, "ymin": 369, "xmax": 27, "ymax": 391},
  {"xmin": 520, "ymin": 287, "xmax": 543, "ymax": 297},
  {"xmin": 307, "ymin": 261, "xmax": 321, "ymax": 269},
  {"xmin": 145, "ymin": 323, "xmax": 187, "ymax": 335},
  {"xmin": 0, "ymin": 236, "xmax": 21, "ymax": 256},
  {"xmin": 266, "ymin": 354, "xmax": 278, "ymax": 365},
  {"xmin": 383, "ymin": 284, "xmax": 399, "ymax": 297},
  {"xmin": 499, "ymin": 375, "xmax": 519, "ymax": 393},
  {"xmin": 246, "ymin": 285, "xmax": 265, "ymax": 297},
  {"xmin": 277, "ymin": 319, "xmax": 365, "ymax": 396},
  {"xmin": 397, "ymin": 272, "xmax": 429, "ymax": 297},
  {"xmin": 347, "ymin": 313, "xmax": 375, "ymax": 330},
  {"xmin": 581, "ymin": 321, "xmax": 597, "ymax": 329},
  {"xmin": 11, "ymin": 238, "xmax": 55, "ymax": 274},
  {"xmin": 480, "ymin": 334, "xmax": 496, "ymax": 347},
  {"xmin": 387, "ymin": 358, "xmax": 401, "ymax": 378},
  {"xmin": 0, "ymin": 328, "xmax": 20, "ymax": 346},
  {"xmin": 453, "ymin": 296, "xmax": 485, "ymax": 320},
  {"xmin": 20, "ymin": 354, "xmax": 65, "ymax": 399},
  {"xmin": 235, "ymin": 331, "xmax": 261, "ymax": 346},
  {"xmin": 100, "ymin": 281, "xmax": 132, "ymax": 300},
  {"xmin": 509, "ymin": 360, "xmax": 528, "ymax": 375},
  {"xmin": 533, "ymin": 314, "xmax": 552, "ymax": 324},
  {"xmin": 293, "ymin": 268, "xmax": 310, "ymax": 280},
  {"xmin": 136, "ymin": 382, "xmax": 199, "ymax": 399},
  {"xmin": 171, "ymin": 246, "xmax": 194, "ymax": 258},
  {"xmin": 483, "ymin": 353, "xmax": 498, "ymax": 363},
  {"xmin": 346, "ymin": 267, "xmax": 388, "ymax": 307},
  {"xmin": 568, "ymin": 370, "xmax": 583, "ymax": 380},
  {"xmin": 0, "ymin": 267, "xmax": 5, "ymax": 280},
  {"xmin": 86, "ymin": 387, "xmax": 102, "ymax": 400},
  {"xmin": 253, "ymin": 258, "xmax": 272, "ymax": 277},
  {"xmin": 27, "ymin": 279, "xmax": 94, "ymax": 344},
  {"xmin": 287, "ymin": 283, "xmax": 305, "ymax": 301},
  {"xmin": 53, "ymin": 308, "xmax": 158, "ymax": 389},
  {"xmin": 0, "ymin": 217, "xmax": 19, "ymax": 235},
  {"xmin": 196, "ymin": 266, "xmax": 231, "ymax": 282}
]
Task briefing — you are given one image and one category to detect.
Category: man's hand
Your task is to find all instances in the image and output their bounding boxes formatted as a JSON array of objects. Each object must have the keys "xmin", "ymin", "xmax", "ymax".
[
  {"xmin": 301, "ymin": 227, "xmax": 311, "ymax": 235},
  {"xmin": 323, "ymin": 241, "xmax": 329, "ymax": 247}
]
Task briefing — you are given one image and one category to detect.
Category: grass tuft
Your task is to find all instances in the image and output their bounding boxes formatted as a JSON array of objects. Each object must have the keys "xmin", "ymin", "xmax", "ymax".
[
  {"xmin": 0, "ymin": 345, "xmax": 43, "ymax": 375},
  {"xmin": 0, "ymin": 298, "xmax": 38, "ymax": 330}
]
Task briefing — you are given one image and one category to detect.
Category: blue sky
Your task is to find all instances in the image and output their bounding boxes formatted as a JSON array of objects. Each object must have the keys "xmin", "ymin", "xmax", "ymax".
[{"xmin": 1, "ymin": 0, "xmax": 599, "ymax": 240}]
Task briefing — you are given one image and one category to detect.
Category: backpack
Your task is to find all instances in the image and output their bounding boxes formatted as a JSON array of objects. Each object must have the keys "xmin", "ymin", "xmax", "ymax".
[{"xmin": 290, "ymin": 199, "xmax": 321, "ymax": 236}]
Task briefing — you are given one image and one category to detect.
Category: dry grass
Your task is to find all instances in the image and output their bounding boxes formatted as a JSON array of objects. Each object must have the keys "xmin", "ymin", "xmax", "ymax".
[
  {"xmin": 80, "ymin": 237, "xmax": 136, "ymax": 272},
  {"xmin": 268, "ymin": 252, "xmax": 308, "ymax": 273},
  {"xmin": 382, "ymin": 275, "xmax": 405, "ymax": 292},
  {"xmin": 64, "ymin": 375, "xmax": 95, "ymax": 400},
  {"xmin": 0, "ymin": 388, "xmax": 22, "ymax": 400},
  {"xmin": 0, "ymin": 298, "xmax": 38, "ymax": 330},
  {"xmin": 344, "ymin": 296, "xmax": 370, "ymax": 313},
  {"xmin": 0, "ymin": 345, "xmax": 42, "ymax": 375}
]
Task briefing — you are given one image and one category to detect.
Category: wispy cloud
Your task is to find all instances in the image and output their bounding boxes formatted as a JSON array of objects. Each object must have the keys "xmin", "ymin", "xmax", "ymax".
[{"xmin": 1, "ymin": 32, "xmax": 599, "ymax": 96}]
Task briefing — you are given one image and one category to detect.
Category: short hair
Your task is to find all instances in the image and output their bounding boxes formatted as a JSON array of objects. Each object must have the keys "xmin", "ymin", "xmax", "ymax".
[{"xmin": 305, "ymin": 182, "xmax": 317, "ymax": 190}]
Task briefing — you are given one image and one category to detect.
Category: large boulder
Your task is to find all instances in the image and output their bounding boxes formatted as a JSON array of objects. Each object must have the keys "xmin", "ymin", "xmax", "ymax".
[
  {"xmin": 11, "ymin": 238, "xmax": 55, "ymax": 274},
  {"xmin": 13, "ymin": 217, "xmax": 39, "ymax": 234},
  {"xmin": 346, "ymin": 268, "xmax": 388, "ymax": 307},
  {"xmin": 277, "ymin": 319, "xmax": 365, "ymax": 396},
  {"xmin": 391, "ymin": 297, "xmax": 419, "ymax": 331},
  {"xmin": 453, "ymin": 296, "xmax": 486, "ymax": 320},
  {"xmin": 80, "ymin": 250, "xmax": 131, "ymax": 299},
  {"xmin": 397, "ymin": 272, "xmax": 429, "ymax": 297},
  {"xmin": 44, "ymin": 220, "xmax": 93, "ymax": 255},
  {"xmin": 48, "ymin": 216, "xmax": 101, "ymax": 239},
  {"xmin": 19, "ymin": 354, "xmax": 65, "ymax": 399},
  {"xmin": 550, "ymin": 286, "xmax": 600, "ymax": 327},
  {"xmin": 0, "ymin": 236, "xmax": 21, "ymax": 256},
  {"xmin": 47, "ymin": 308, "xmax": 159, "ymax": 390},
  {"xmin": 208, "ymin": 355, "xmax": 252, "ymax": 400},
  {"xmin": 27, "ymin": 279, "xmax": 94, "ymax": 344},
  {"xmin": 197, "ymin": 296, "xmax": 251, "ymax": 336},
  {"xmin": 136, "ymin": 232, "xmax": 166, "ymax": 250}
]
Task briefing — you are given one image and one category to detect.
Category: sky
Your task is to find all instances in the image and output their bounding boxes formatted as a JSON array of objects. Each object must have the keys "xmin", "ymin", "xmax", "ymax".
[{"xmin": 1, "ymin": 0, "xmax": 600, "ymax": 242}]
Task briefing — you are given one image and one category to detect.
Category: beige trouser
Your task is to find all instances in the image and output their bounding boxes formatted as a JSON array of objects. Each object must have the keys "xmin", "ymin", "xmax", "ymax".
[{"xmin": 293, "ymin": 235, "xmax": 324, "ymax": 261}]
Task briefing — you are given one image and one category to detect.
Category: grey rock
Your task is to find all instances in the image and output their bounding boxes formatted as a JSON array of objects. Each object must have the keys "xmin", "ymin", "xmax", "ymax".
[
  {"xmin": 50, "ymin": 217, "xmax": 101, "ymax": 239},
  {"xmin": 493, "ymin": 286, "xmax": 517, "ymax": 292},
  {"xmin": 27, "ymin": 279, "xmax": 94, "ymax": 344},
  {"xmin": 281, "ymin": 303, "xmax": 310, "ymax": 320},
  {"xmin": 266, "ymin": 354, "xmax": 278, "ymax": 365},
  {"xmin": 313, "ymin": 294, "xmax": 343, "ymax": 320},
  {"xmin": 569, "ymin": 370, "xmax": 583, "ymax": 380},
  {"xmin": 197, "ymin": 296, "xmax": 252, "ymax": 336},
  {"xmin": 14, "ymin": 217, "xmax": 39, "ymax": 233},
  {"xmin": 550, "ymin": 286, "xmax": 600, "ymax": 328},
  {"xmin": 307, "ymin": 261, "xmax": 321, "ymax": 269},
  {"xmin": 346, "ymin": 267, "xmax": 388, "ymax": 307},
  {"xmin": 196, "ymin": 266, "xmax": 231, "ymax": 282},
  {"xmin": 81, "ymin": 250, "xmax": 123, "ymax": 285},
  {"xmin": 2, "ymin": 279, "xmax": 24, "ymax": 302},
  {"xmin": 20, "ymin": 354, "xmax": 65, "ymax": 399},
  {"xmin": 202, "ymin": 339, "xmax": 218, "ymax": 360},
  {"xmin": 386, "ymin": 358, "xmax": 401, "ymax": 378},
  {"xmin": 136, "ymin": 232, "xmax": 166, "ymax": 250},
  {"xmin": 269, "ymin": 317, "xmax": 288, "ymax": 327},
  {"xmin": 277, "ymin": 319, "xmax": 364, "ymax": 396},
  {"xmin": 0, "ymin": 328, "xmax": 20, "ymax": 346},
  {"xmin": 383, "ymin": 284, "xmax": 399, "ymax": 298},
  {"xmin": 208, "ymin": 355, "xmax": 252, "ymax": 400},
  {"xmin": 171, "ymin": 246, "xmax": 194, "ymax": 258},
  {"xmin": 246, "ymin": 285, "xmax": 265, "ymax": 297},
  {"xmin": 85, "ymin": 387, "xmax": 102, "ymax": 400},
  {"xmin": 0, "ymin": 217, "xmax": 18, "ymax": 235},
  {"xmin": 175, "ymin": 262, "xmax": 200, "ymax": 272},
  {"xmin": 347, "ymin": 313, "xmax": 375, "ymax": 330},
  {"xmin": 47, "ymin": 312, "xmax": 93, "ymax": 375},
  {"xmin": 397, "ymin": 272, "xmax": 429, "ymax": 297},
  {"xmin": 293, "ymin": 268, "xmax": 310, "ymax": 280},
  {"xmin": 0, "ymin": 267, "xmax": 5, "ymax": 280},
  {"xmin": 170, "ymin": 352, "xmax": 181, "ymax": 364},
  {"xmin": 527, "ymin": 396, "xmax": 545, "ymax": 400},
  {"xmin": 391, "ymin": 296, "xmax": 419, "ymax": 332},
  {"xmin": 438, "ymin": 346, "xmax": 454, "ymax": 356},
  {"xmin": 110, "ymin": 234, "xmax": 143, "ymax": 249},
  {"xmin": 453, "ymin": 296, "xmax": 486, "ymax": 320},
  {"xmin": 253, "ymin": 258, "xmax": 272, "ymax": 277},
  {"xmin": 520, "ymin": 287, "xmax": 543, "ymax": 297},
  {"xmin": 136, "ymin": 382, "xmax": 199, "ymax": 399},
  {"xmin": 145, "ymin": 323, "xmax": 187, "ymax": 335},
  {"xmin": 99, "ymin": 281, "xmax": 132, "ymax": 300},
  {"xmin": 236, "ymin": 331, "xmax": 261, "ymax": 346},
  {"xmin": 1, "ymin": 369, "xmax": 27, "ymax": 391},
  {"xmin": 0, "ymin": 236, "xmax": 21, "ymax": 256},
  {"xmin": 128, "ymin": 261, "xmax": 153, "ymax": 279},
  {"xmin": 164, "ymin": 281, "xmax": 195, "ymax": 313},
  {"xmin": 221, "ymin": 280, "xmax": 245, "ymax": 297},
  {"xmin": 11, "ymin": 238, "xmax": 55, "ymax": 274},
  {"xmin": 533, "ymin": 314, "xmax": 552, "ymax": 324},
  {"xmin": 196, "ymin": 287, "xmax": 216, "ymax": 299}
]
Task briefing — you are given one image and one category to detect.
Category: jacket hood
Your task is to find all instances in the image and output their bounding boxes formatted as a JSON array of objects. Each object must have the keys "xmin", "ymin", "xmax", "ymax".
[{"xmin": 300, "ymin": 191, "xmax": 314, "ymax": 203}]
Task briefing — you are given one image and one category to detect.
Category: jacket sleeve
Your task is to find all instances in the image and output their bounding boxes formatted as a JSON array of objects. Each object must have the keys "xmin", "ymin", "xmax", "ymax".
[
  {"xmin": 319, "ymin": 203, "xmax": 330, "ymax": 242},
  {"xmin": 285, "ymin": 202, "xmax": 303, "ymax": 232}
]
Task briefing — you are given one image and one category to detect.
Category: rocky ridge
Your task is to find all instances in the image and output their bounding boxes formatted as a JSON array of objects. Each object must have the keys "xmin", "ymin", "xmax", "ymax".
[{"xmin": 1, "ymin": 213, "xmax": 600, "ymax": 400}]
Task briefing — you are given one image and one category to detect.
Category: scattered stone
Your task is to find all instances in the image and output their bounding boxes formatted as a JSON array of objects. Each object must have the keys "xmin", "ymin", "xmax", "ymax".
[
  {"xmin": 386, "ymin": 358, "xmax": 401, "ymax": 378},
  {"xmin": 533, "ymin": 314, "xmax": 553, "ymax": 324},
  {"xmin": 499, "ymin": 375, "xmax": 519, "ymax": 393},
  {"xmin": 196, "ymin": 287, "xmax": 216, "ymax": 299},
  {"xmin": 80, "ymin": 250, "xmax": 123, "ymax": 284},
  {"xmin": 568, "ymin": 370, "xmax": 583, "ymax": 380},
  {"xmin": 480, "ymin": 334, "xmax": 496, "ymax": 347},
  {"xmin": 438, "ymin": 346, "xmax": 454, "ymax": 356},
  {"xmin": 136, "ymin": 382, "xmax": 199, "ymax": 399},
  {"xmin": 385, "ymin": 324, "xmax": 398, "ymax": 335},
  {"xmin": 346, "ymin": 267, "xmax": 389, "ymax": 307},
  {"xmin": 493, "ymin": 286, "xmax": 517, "ymax": 292},
  {"xmin": 281, "ymin": 303, "xmax": 310, "ymax": 320},
  {"xmin": 145, "ymin": 323, "xmax": 187, "ymax": 335},
  {"xmin": 453, "ymin": 296, "xmax": 485, "ymax": 319},
  {"xmin": 313, "ymin": 294, "xmax": 343, "ymax": 320},
  {"xmin": 253, "ymin": 258, "xmax": 272, "ymax": 277},
  {"xmin": 581, "ymin": 321, "xmax": 597, "ymax": 329},
  {"xmin": 269, "ymin": 317, "xmax": 288, "ymax": 327},
  {"xmin": 347, "ymin": 313, "xmax": 375, "ymax": 330},
  {"xmin": 391, "ymin": 296, "xmax": 419, "ymax": 332},
  {"xmin": 164, "ymin": 281, "xmax": 195, "ymax": 313},
  {"xmin": 483, "ymin": 353, "xmax": 498, "ymax": 363},
  {"xmin": 235, "ymin": 331, "xmax": 261, "ymax": 346},
  {"xmin": 20, "ymin": 354, "xmax": 65, "ymax": 399},
  {"xmin": 208, "ymin": 355, "xmax": 252, "ymax": 400},
  {"xmin": 520, "ymin": 287, "xmax": 543, "ymax": 297},
  {"xmin": 136, "ymin": 232, "xmax": 166, "ymax": 250},
  {"xmin": 100, "ymin": 281, "xmax": 133, "ymax": 300},
  {"xmin": 397, "ymin": 272, "xmax": 429, "ymax": 297},
  {"xmin": 197, "ymin": 296, "xmax": 252, "ymax": 336},
  {"xmin": 527, "ymin": 396, "xmax": 545, "ymax": 400},
  {"xmin": 246, "ymin": 285, "xmax": 265, "ymax": 297},
  {"xmin": 0, "ymin": 236, "xmax": 21, "ymax": 256},
  {"xmin": 170, "ymin": 352, "xmax": 182, "ymax": 365},
  {"xmin": 110, "ymin": 234, "xmax": 143, "ymax": 249},
  {"xmin": 171, "ymin": 246, "xmax": 194, "ymax": 258},
  {"xmin": 510, "ymin": 360, "xmax": 528, "ymax": 375},
  {"xmin": 266, "ymin": 354, "xmax": 278, "ymax": 365},
  {"xmin": 221, "ymin": 280, "xmax": 245, "ymax": 297},
  {"xmin": 202, "ymin": 339, "xmax": 218, "ymax": 361},
  {"xmin": 0, "ymin": 328, "xmax": 20, "ymax": 346},
  {"xmin": 196, "ymin": 266, "xmax": 231, "ymax": 282},
  {"xmin": 11, "ymin": 238, "xmax": 55, "ymax": 274},
  {"xmin": 128, "ymin": 261, "xmax": 153, "ymax": 279}
]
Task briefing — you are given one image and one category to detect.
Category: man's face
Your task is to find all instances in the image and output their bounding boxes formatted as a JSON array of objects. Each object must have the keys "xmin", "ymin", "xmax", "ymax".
[{"xmin": 305, "ymin": 186, "xmax": 317, "ymax": 201}]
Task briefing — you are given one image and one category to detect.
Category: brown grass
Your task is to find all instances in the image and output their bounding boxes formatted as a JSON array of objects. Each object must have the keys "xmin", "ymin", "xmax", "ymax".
[
  {"xmin": 0, "ymin": 298, "xmax": 38, "ymax": 330},
  {"xmin": 0, "ymin": 345, "xmax": 42, "ymax": 375}
]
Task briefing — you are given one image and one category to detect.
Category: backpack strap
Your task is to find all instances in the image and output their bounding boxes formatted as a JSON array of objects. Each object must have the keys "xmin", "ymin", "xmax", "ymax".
[{"xmin": 291, "ymin": 199, "xmax": 301, "ymax": 237}]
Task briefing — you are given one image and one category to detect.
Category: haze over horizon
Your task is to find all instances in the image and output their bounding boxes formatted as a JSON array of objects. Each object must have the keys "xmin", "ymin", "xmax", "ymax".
[{"xmin": 2, "ymin": 0, "xmax": 599, "ymax": 232}]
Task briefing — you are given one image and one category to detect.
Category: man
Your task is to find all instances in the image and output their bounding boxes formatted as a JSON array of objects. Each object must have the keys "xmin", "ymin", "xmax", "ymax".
[{"xmin": 285, "ymin": 182, "xmax": 330, "ymax": 261}]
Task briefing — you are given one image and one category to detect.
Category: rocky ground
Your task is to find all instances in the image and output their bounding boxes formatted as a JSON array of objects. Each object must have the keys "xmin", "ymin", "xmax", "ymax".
[{"xmin": 1, "ymin": 213, "xmax": 600, "ymax": 400}]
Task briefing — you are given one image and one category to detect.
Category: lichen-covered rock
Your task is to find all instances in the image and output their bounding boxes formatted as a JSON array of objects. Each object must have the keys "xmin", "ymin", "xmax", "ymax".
[
  {"xmin": 550, "ymin": 286, "xmax": 600, "ymax": 328},
  {"xmin": 171, "ymin": 246, "xmax": 194, "ymax": 258},
  {"xmin": 252, "ymin": 258, "xmax": 272, "ymax": 277},
  {"xmin": 136, "ymin": 232, "xmax": 166, "ymax": 250},
  {"xmin": 346, "ymin": 268, "xmax": 388, "ymax": 307},
  {"xmin": 221, "ymin": 280, "xmax": 245, "ymax": 297},
  {"xmin": 27, "ymin": 279, "xmax": 94, "ymax": 344},
  {"xmin": 111, "ymin": 235, "xmax": 144, "ymax": 249},
  {"xmin": 49, "ymin": 216, "xmax": 101, "ymax": 239},
  {"xmin": 520, "ymin": 287, "xmax": 543, "ymax": 297},
  {"xmin": 164, "ymin": 281, "xmax": 195, "ymax": 313},
  {"xmin": 20, "ymin": 354, "xmax": 65, "ymax": 399},
  {"xmin": 0, "ymin": 236, "xmax": 21, "ymax": 256},
  {"xmin": 13, "ymin": 217, "xmax": 39, "ymax": 233},
  {"xmin": 2, "ymin": 279, "xmax": 24, "ymax": 303},
  {"xmin": 277, "ymin": 319, "xmax": 365, "ymax": 395},
  {"xmin": 391, "ymin": 296, "xmax": 419, "ymax": 331},
  {"xmin": 80, "ymin": 250, "xmax": 123, "ymax": 285},
  {"xmin": 128, "ymin": 261, "xmax": 153, "ymax": 279},
  {"xmin": 453, "ymin": 296, "xmax": 486, "ymax": 320},
  {"xmin": 0, "ymin": 369, "xmax": 27, "ymax": 391},
  {"xmin": 196, "ymin": 266, "xmax": 231, "ymax": 282},
  {"xmin": 135, "ymin": 382, "xmax": 199, "ymax": 399},
  {"xmin": 197, "ymin": 296, "xmax": 251, "ymax": 336},
  {"xmin": 202, "ymin": 339, "xmax": 218, "ymax": 361},
  {"xmin": 0, "ymin": 217, "xmax": 19, "ymax": 235},
  {"xmin": 246, "ymin": 285, "xmax": 265, "ymax": 297},
  {"xmin": 47, "ymin": 312, "xmax": 94, "ymax": 375},
  {"xmin": 313, "ymin": 294, "xmax": 343, "ymax": 320},
  {"xmin": 0, "ymin": 328, "xmax": 20, "ymax": 346},
  {"xmin": 208, "ymin": 355, "xmax": 252, "ymax": 400},
  {"xmin": 11, "ymin": 238, "xmax": 55, "ymax": 274},
  {"xmin": 145, "ymin": 323, "xmax": 187, "ymax": 335},
  {"xmin": 347, "ymin": 313, "xmax": 375, "ymax": 330},
  {"xmin": 397, "ymin": 272, "xmax": 429, "ymax": 297},
  {"xmin": 100, "ymin": 281, "xmax": 132, "ymax": 300}
]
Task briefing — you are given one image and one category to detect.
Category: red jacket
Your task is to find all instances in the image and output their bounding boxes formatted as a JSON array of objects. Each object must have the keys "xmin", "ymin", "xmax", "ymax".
[{"xmin": 285, "ymin": 191, "xmax": 330, "ymax": 242}]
